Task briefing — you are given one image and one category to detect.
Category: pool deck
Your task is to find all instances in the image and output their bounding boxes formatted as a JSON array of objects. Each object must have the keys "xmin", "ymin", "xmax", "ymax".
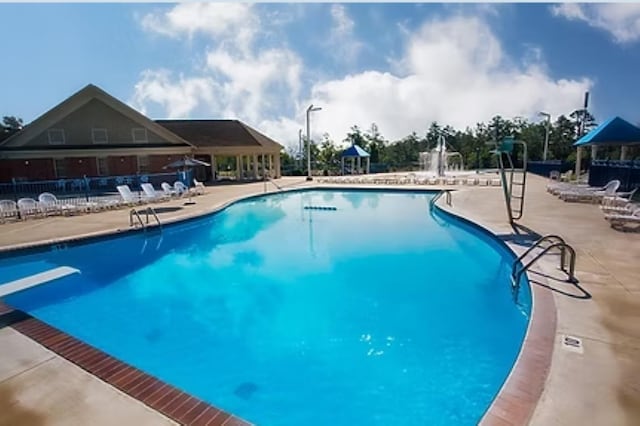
[{"xmin": 0, "ymin": 175, "xmax": 639, "ymax": 425}]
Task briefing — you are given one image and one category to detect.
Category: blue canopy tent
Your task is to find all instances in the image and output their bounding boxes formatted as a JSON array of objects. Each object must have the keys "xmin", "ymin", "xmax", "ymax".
[
  {"xmin": 573, "ymin": 116, "xmax": 640, "ymax": 190},
  {"xmin": 573, "ymin": 116, "xmax": 640, "ymax": 174},
  {"xmin": 341, "ymin": 144, "xmax": 370, "ymax": 175}
]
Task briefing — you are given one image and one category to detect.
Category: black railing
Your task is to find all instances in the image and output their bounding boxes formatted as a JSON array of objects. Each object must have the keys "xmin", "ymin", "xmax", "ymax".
[
  {"xmin": 0, "ymin": 172, "xmax": 181, "ymax": 201},
  {"xmin": 527, "ymin": 160, "xmax": 574, "ymax": 178},
  {"xmin": 589, "ymin": 160, "xmax": 640, "ymax": 192}
]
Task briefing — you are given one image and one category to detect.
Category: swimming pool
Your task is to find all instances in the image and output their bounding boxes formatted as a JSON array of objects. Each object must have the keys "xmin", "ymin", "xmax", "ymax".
[{"xmin": 1, "ymin": 189, "xmax": 531, "ymax": 425}]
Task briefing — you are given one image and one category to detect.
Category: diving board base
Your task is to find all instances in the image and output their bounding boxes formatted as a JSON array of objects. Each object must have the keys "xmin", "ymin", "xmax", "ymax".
[{"xmin": 0, "ymin": 266, "xmax": 80, "ymax": 298}]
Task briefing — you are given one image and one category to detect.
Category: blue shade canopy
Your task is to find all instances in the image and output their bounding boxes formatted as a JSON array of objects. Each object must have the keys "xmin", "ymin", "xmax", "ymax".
[
  {"xmin": 341, "ymin": 144, "xmax": 370, "ymax": 157},
  {"xmin": 574, "ymin": 116, "xmax": 640, "ymax": 147}
]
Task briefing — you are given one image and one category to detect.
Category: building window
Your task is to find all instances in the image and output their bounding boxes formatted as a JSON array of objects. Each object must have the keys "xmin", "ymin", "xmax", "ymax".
[
  {"xmin": 132, "ymin": 128, "xmax": 148, "ymax": 143},
  {"xmin": 92, "ymin": 128, "xmax": 108, "ymax": 144},
  {"xmin": 48, "ymin": 129, "xmax": 65, "ymax": 145},
  {"xmin": 137, "ymin": 155, "xmax": 150, "ymax": 174},
  {"xmin": 97, "ymin": 157, "xmax": 109, "ymax": 176},
  {"xmin": 54, "ymin": 158, "xmax": 67, "ymax": 178}
]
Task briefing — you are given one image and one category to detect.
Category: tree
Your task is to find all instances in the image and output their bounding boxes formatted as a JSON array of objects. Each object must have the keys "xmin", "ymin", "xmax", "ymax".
[
  {"xmin": 0, "ymin": 115, "xmax": 24, "ymax": 142},
  {"xmin": 364, "ymin": 123, "xmax": 386, "ymax": 163}
]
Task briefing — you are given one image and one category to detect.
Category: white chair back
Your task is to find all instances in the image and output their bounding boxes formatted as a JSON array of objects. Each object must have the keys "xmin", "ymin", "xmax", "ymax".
[{"xmin": 116, "ymin": 185, "xmax": 136, "ymax": 202}]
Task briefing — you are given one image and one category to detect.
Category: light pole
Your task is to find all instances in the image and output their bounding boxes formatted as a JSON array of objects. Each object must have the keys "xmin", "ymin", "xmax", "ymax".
[
  {"xmin": 298, "ymin": 129, "xmax": 303, "ymax": 170},
  {"xmin": 538, "ymin": 111, "xmax": 551, "ymax": 162},
  {"xmin": 306, "ymin": 104, "xmax": 322, "ymax": 181}
]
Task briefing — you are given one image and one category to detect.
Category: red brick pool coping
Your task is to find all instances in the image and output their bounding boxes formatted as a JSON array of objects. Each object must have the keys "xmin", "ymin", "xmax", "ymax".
[
  {"xmin": 480, "ymin": 282, "xmax": 556, "ymax": 425},
  {"xmin": 6, "ymin": 312, "xmax": 251, "ymax": 426}
]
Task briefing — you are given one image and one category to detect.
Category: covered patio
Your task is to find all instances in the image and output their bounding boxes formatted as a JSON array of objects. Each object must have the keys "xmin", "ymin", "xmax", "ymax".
[{"xmin": 341, "ymin": 144, "xmax": 370, "ymax": 175}]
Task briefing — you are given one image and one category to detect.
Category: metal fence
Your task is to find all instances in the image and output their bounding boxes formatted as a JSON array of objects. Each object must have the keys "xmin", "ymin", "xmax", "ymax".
[
  {"xmin": 0, "ymin": 172, "xmax": 183, "ymax": 201},
  {"xmin": 589, "ymin": 160, "xmax": 640, "ymax": 192},
  {"xmin": 527, "ymin": 160, "xmax": 574, "ymax": 178}
]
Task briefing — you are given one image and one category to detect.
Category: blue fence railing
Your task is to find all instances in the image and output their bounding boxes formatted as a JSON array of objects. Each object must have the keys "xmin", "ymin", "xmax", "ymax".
[
  {"xmin": 589, "ymin": 160, "xmax": 640, "ymax": 192},
  {"xmin": 527, "ymin": 160, "xmax": 574, "ymax": 177},
  {"xmin": 0, "ymin": 172, "xmax": 186, "ymax": 201}
]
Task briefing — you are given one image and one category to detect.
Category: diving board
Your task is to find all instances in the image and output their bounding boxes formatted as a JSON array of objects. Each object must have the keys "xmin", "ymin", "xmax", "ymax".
[{"xmin": 0, "ymin": 266, "xmax": 81, "ymax": 298}]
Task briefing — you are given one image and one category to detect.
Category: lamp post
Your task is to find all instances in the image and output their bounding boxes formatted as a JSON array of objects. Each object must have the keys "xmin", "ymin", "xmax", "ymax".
[
  {"xmin": 538, "ymin": 111, "xmax": 551, "ymax": 162},
  {"xmin": 298, "ymin": 129, "xmax": 303, "ymax": 170},
  {"xmin": 306, "ymin": 104, "xmax": 322, "ymax": 181}
]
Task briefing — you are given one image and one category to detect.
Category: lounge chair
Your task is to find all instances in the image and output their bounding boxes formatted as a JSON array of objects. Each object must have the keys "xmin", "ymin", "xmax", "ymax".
[
  {"xmin": 116, "ymin": 185, "xmax": 143, "ymax": 206},
  {"xmin": 17, "ymin": 198, "xmax": 42, "ymax": 219},
  {"xmin": 559, "ymin": 180, "xmax": 620, "ymax": 203},
  {"xmin": 0, "ymin": 200, "xmax": 19, "ymax": 222},
  {"xmin": 193, "ymin": 179, "xmax": 206, "ymax": 195},
  {"xmin": 38, "ymin": 192, "xmax": 78, "ymax": 216},
  {"xmin": 174, "ymin": 181, "xmax": 191, "ymax": 197},
  {"xmin": 604, "ymin": 206, "xmax": 640, "ymax": 228},
  {"xmin": 161, "ymin": 182, "xmax": 178, "ymax": 197},
  {"xmin": 141, "ymin": 183, "xmax": 169, "ymax": 202}
]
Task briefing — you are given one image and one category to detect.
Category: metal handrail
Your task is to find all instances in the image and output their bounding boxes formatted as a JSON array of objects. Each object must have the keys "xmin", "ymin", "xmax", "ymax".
[
  {"xmin": 430, "ymin": 190, "xmax": 452, "ymax": 209},
  {"xmin": 511, "ymin": 235, "xmax": 578, "ymax": 299},
  {"xmin": 144, "ymin": 206, "xmax": 161, "ymax": 227},
  {"xmin": 129, "ymin": 209, "xmax": 145, "ymax": 228},
  {"xmin": 264, "ymin": 177, "xmax": 284, "ymax": 193}
]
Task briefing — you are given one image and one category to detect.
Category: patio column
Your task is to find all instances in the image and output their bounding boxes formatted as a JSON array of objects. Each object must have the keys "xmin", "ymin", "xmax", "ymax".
[
  {"xmin": 236, "ymin": 155, "xmax": 243, "ymax": 180},
  {"xmin": 253, "ymin": 154, "xmax": 259, "ymax": 179},
  {"xmin": 357, "ymin": 156, "xmax": 361, "ymax": 174},
  {"xmin": 268, "ymin": 155, "xmax": 273, "ymax": 178},
  {"xmin": 211, "ymin": 155, "xmax": 217, "ymax": 181},
  {"xmin": 575, "ymin": 147, "xmax": 582, "ymax": 179},
  {"xmin": 621, "ymin": 146, "xmax": 628, "ymax": 161},
  {"xmin": 366, "ymin": 157, "xmax": 370, "ymax": 174},
  {"xmin": 591, "ymin": 145, "xmax": 598, "ymax": 161},
  {"xmin": 351, "ymin": 157, "xmax": 355, "ymax": 174},
  {"xmin": 274, "ymin": 153, "xmax": 281, "ymax": 178}
]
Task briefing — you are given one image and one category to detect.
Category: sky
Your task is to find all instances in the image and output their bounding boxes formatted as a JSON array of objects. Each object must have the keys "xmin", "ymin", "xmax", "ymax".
[{"xmin": 1, "ymin": 3, "xmax": 640, "ymax": 152}]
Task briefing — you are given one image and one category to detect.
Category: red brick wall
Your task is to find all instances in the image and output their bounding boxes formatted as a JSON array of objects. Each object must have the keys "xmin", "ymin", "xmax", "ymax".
[
  {"xmin": 65, "ymin": 157, "xmax": 98, "ymax": 178},
  {"xmin": 0, "ymin": 159, "xmax": 56, "ymax": 182},
  {"xmin": 107, "ymin": 156, "xmax": 137, "ymax": 176},
  {"xmin": 149, "ymin": 155, "xmax": 180, "ymax": 173}
]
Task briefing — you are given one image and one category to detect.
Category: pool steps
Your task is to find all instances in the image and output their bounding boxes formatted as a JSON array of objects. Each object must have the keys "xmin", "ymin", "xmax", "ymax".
[{"xmin": 0, "ymin": 266, "xmax": 80, "ymax": 297}]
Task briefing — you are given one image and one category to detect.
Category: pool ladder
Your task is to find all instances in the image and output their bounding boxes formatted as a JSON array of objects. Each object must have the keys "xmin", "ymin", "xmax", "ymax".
[
  {"xmin": 511, "ymin": 234, "xmax": 578, "ymax": 301},
  {"xmin": 129, "ymin": 206, "xmax": 162, "ymax": 229}
]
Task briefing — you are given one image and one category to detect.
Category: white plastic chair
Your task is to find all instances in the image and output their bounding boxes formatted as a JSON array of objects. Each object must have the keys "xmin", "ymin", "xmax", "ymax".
[
  {"xmin": 38, "ymin": 192, "xmax": 78, "ymax": 216},
  {"xmin": 161, "ymin": 182, "xmax": 178, "ymax": 197},
  {"xmin": 140, "ymin": 183, "xmax": 168, "ymax": 202},
  {"xmin": 17, "ymin": 198, "xmax": 41, "ymax": 219},
  {"xmin": 0, "ymin": 200, "xmax": 19, "ymax": 222},
  {"xmin": 117, "ymin": 185, "xmax": 142, "ymax": 205},
  {"xmin": 193, "ymin": 179, "xmax": 206, "ymax": 195},
  {"xmin": 174, "ymin": 181, "xmax": 190, "ymax": 197}
]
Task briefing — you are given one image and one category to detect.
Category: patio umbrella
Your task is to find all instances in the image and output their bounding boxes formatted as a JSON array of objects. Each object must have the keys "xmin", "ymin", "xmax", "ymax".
[{"xmin": 163, "ymin": 156, "xmax": 211, "ymax": 205}]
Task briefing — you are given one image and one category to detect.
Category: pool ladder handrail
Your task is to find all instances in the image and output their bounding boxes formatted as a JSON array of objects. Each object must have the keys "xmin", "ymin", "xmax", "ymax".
[
  {"xmin": 264, "ymin": 177, "xmax": 284, "ymax": 193},
  {"xmin": 129, "ymin": 206, "xmax": 162, "ymax": 229},
  {"xmin": 511, "ymin": 234, "xmax": 578, "ymax": 298},
  {"xmin": 429, "ymin": 189, "xmax": 452, "ymax": 209}
]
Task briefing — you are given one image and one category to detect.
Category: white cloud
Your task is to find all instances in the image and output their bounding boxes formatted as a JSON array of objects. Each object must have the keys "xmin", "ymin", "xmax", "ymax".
[
  {"xmin": 131, "ymin": 70, "xmax": 217, "ymax": 119},
  {"xmin": 551, "ymin": 3, "xmax": 640, "ymax": 43},
  {"xmin": 309, "ymin": 16, "xmax": 591, "ymax": 143},
  {"xmin": 325, "ymin": 5, "xmax": 364, "ymax": 65},
  {"xmin": 140, "ymin": 3, "xmax": 258, "ymax": 52},
  {"xmin": 134, "ymin": 7, "xmax": 592, "ymax": 150}
]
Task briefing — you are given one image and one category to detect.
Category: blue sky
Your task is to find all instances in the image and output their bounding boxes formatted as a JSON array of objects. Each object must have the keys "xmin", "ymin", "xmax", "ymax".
[{"xmin": 1, "ymin": 3, "xmax": 639, "ymax": 149}]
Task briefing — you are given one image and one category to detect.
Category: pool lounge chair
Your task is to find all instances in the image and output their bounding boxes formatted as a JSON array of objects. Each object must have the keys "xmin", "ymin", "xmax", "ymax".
[
  {"xmin": 559, "ymin": 180, "xmax": 620, "ymax": 203},
  {"xmin": 161, "ymin": 182, "xmax": 178, "ymax": 197},
  {"xmin": 604, "ymin": 206, "xmax": 640, "ymax": 228},
  {"xmin": 116, "ymin": 185, "xmax": 143, "ymax": 206},
  {"xmin": 193, "ymin": 179, "xmax": 206, "ymax": 195},
  {"xmin": 141, "ymin": 183, "xmax": 169, "ymax": 202},
  {"xmin": 174, "ymin": 181, "xmax": 191, "ymax": 197}
]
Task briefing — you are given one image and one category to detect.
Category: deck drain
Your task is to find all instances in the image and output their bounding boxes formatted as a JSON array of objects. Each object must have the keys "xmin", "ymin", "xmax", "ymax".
[{"xmin": 562, "ymin": 335, "xmax": 583, "ymax": 353}]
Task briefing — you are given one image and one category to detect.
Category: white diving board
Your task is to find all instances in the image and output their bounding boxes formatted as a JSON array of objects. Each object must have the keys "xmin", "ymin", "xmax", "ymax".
[{"xmin": 0, "ymin": 266, "xmax": 81, "ymax": 298}]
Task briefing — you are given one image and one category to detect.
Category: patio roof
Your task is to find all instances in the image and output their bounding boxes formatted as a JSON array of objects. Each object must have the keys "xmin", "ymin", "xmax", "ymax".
[
  {"xmin": 342, "ymin": 144, "xmax": 370, "ymax": 157},
  {"xmin": 574, "ymin": 116, "xmax": 640, "ymax": 147}
]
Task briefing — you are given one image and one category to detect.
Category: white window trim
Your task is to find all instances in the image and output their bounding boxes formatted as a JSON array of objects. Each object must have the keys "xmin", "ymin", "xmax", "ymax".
[
  {"xmin": 137, "ymin": 155, "xmax": 150, "ymax": 173},
  {"xmin": 54, "ymin": 158, "xmax": 67, "ymax": 178},
  {"xmin": 92, "ymin": 128, "xmax": 108, "ymax": 144},
  {"xmin": 132, "ymin": 128, "xmax": 148, "ymax": 143},
  {"xmin": 96, "ymin": 157, "xmax": 109, "ymax": 176},
  {"xmin": 48, "ymin": 129, "xmax": 65, "ymax": 145}
]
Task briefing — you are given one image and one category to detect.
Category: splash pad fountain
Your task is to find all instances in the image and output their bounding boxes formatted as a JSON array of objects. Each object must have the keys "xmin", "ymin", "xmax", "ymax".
[{"xmin": 418, "ymin": 134, "xmax": 465, "ymax": 177}]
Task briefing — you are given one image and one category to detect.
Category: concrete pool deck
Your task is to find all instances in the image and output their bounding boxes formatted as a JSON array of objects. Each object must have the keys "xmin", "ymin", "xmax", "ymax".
[{"xmin": 0, "ymin": 175, "xmax": 638, "ymax": 425}]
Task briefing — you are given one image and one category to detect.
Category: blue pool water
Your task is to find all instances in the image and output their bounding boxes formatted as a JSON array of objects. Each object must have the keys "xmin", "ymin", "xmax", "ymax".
[{"xmin": 1, "ymin": 190, "xmax": 531, "ymax": 425}]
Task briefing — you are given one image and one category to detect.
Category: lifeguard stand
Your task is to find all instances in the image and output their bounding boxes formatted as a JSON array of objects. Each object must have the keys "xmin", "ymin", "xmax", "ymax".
[{"xmin": 492, "ymin": 136, "xmax": 528, "ymax": 223}]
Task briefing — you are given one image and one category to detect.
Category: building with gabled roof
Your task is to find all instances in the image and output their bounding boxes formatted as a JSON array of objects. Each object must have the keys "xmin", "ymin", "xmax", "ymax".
[{"xmin": 0, "ymin": 84, "xmax": 283, "ymax": 183}]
